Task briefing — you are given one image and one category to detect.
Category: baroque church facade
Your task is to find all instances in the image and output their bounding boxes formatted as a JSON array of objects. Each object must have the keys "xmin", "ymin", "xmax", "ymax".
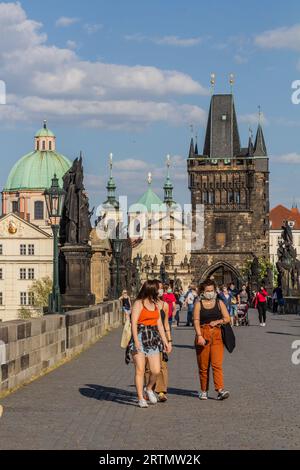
[{"xmin": 188, "ymin": 93, "xmax": 269, "ymax": 287}]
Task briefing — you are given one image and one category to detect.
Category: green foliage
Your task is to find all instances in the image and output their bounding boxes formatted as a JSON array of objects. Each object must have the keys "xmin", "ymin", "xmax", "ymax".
[
  {"xmin": 18, "ymin": 306, "xmax": 33, "ymax": 320},
  {"xmin": 28, "ymin": 276, "xmax": 52, "ymax": 309},
  {"xmin": 242, "ymin": 257, "xmax": 278, "ymax": 284}
]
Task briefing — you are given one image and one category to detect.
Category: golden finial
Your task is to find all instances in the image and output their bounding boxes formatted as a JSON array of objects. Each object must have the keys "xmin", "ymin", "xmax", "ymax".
[
  {"xmin": 210, "ymin": 73, "xmax": 215, "ymax": 94},
  {"xmin": 147, "ymin": 172, "xmax": 152, "ymax": 185},
  {"xmin": 109, "ymin": 152, "xmax": 113, "ymax": 177},
  {"xmin": 229, "ymin": 73, "xmax": 235, "ymax": 93},
  {"xmin": 258, "ymin": 105, "xmax": 262, "ymax": 124}
]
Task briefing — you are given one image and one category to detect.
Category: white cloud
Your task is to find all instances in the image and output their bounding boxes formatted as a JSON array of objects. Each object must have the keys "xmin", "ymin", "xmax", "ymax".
[
  {"xmin": 117, "ymin": 159, "xmax": 149, "ymax": 171},
  {"xmin": 66, "ymin": 40, "xmax": 78, "ymax": 50},
  {"xmin": 125, "ymin": 33, "xmax": 203, "ymax": 47},
  {"xmin": 239, "ymin": 113, "xmax": 268, "ymax": 126},
  {"xmin": 0, "ymin": 2, "xmax": 207, "ymax": 129},
  {"xmin": 255, "ymin": 24, "xmax": 300, "ymax": 51},
  {"xmin": 275, "ymin": 153, "xmax": 300, "ymax": 164},
  {"xmin": 83, "ymin": 23, "xmax": 103, "ymax": 34},
  {"xmin": 55, "ymin": 16, "xmax": 79, "ymax": 28}
]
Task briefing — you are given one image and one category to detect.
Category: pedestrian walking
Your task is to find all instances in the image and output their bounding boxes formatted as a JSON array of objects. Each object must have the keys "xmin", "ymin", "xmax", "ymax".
[
  {"xmin": 254, "ymin": 285, "xmax": 268, "ymax": 326},
  {"xmin": 119, "ymin": 289, "xmax": 132, "ymax": 322},
  {"xmin": 193, "ymin": 279, "xmax": 231, "ymax": 400},
  {"xmin": 218, "ymin": 285, "xmax": 232, "ymax": 323},
  {"xmin": 229, "ymin": 282, "xmax": 240, "ymax": 326},
  {"xmin": 184, "ymin": 285, "xmax": 198, "ymax": 326},
  {"xmin": 145, "ymin": 281, "xmax": 172, "ymax": 402},
  {"xmin": 162, "ymin": 284, "xmax": 176, "ymax": 330},
  {"xmin": 126, "ymin": 280, "xmax": 171, "ymax": 408}
]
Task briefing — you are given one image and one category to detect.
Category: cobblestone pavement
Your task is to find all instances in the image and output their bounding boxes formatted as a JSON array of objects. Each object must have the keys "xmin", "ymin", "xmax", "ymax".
[{"xmin": 0, "ymin": 309, "xmax": 299, "ymax": 450}]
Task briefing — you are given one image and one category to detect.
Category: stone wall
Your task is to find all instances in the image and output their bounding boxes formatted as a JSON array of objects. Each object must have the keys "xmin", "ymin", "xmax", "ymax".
[{"xmin": 0, "ymin": 300, "xmax": 121, "ymax": 394}]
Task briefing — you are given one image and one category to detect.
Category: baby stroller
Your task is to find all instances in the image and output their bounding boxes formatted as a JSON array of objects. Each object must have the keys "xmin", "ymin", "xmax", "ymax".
[{"xmin": 237, "ymin": 303, "xmax": 249, "ymax": 326}]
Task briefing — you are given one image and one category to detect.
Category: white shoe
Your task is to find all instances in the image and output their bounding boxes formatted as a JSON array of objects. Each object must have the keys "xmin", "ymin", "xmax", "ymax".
[
  {"xmin": 144, "ymin": 387, "xmax": 158, "ymax": 404},
  {"xmin": 262, "ymin": 323, "xmax": 266, "ymax": 327},
  {"xmin": 260, "ymin": 323, "xmax": 264, "ymax": 327},
  {"xmin": 0, "ymin": 405, "xmax": 3, "ymax": 417},
  {"xmin": 138, "ymin": 399, "xmax": 149, "ymax": 408},
  {"xmin": 199, "ymin": 391, "xmax": 208, "ymax": 400}
]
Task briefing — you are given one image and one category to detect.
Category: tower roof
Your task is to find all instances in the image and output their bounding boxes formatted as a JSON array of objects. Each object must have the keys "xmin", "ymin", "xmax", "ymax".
[
  {"xmin": 188, "ymin": 138, "xmax": 195, "ymax": 158},
  {"xmin": 254, "ymin": 123, "xmax": 267, "ymax": 156},
  {"xmin": 35, "ymin": 120, "xmax": 55, "ymax": 138},
  {"xmin": 203, "ymin": 94, "xmax": 241, "ymax": 158},
  {"xmin": 130, "ymin": 173, "xmax": 163, "ymax": 213}
]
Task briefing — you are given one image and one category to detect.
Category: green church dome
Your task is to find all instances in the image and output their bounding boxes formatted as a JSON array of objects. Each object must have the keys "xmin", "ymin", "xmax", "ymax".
[
  {"xmin": 4, "ymin": 151, "xmax": 71, "ymax": 191},
  {"xmin": 4, "ymin": 122, "xmax": 72, "ymax": 191},
  {"xmin": 129, "ymin": 173, "xmax": 164, "ymax": 213}
]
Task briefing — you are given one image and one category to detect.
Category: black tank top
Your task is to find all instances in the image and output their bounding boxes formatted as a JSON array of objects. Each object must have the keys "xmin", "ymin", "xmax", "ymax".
[{"xmin": 200, "ymin": 300, "xmax": 222, "ymax": 325}]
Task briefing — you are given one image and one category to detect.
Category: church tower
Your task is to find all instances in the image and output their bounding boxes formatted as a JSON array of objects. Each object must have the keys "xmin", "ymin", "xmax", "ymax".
[{"xmin": 187, "ymin": 90, "xmax": 269, "ymax": 286}]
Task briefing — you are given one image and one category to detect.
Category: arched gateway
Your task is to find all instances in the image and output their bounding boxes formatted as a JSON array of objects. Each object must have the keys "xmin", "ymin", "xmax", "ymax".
[{"xmin": 200, "ymin": 262, "xmax": 243, "ymax": 288}]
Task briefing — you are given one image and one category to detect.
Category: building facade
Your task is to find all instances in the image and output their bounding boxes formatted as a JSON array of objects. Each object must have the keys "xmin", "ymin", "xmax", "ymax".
[
  {"xmin": 188, "ymin": 93, "xmax": 270, "ymax": 287},
  {"xmin": 0, "ymin": 122, "xmax": 71, "ymax": 321}
]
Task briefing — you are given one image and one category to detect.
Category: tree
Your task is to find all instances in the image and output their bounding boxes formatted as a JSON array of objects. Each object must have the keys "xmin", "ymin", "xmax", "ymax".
[
  {"xmin": 242, "ymin": 257, "xmax": 277, "ymax": 284},
  {"xmin": 18, "ymin": 276, "xmax": 52, "ymax": 320}
]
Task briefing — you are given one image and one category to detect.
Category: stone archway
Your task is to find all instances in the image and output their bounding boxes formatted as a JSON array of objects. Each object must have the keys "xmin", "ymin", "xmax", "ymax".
[{"xmin": 200, "ymin": 261, "xmax": 242, "ymax": 288}]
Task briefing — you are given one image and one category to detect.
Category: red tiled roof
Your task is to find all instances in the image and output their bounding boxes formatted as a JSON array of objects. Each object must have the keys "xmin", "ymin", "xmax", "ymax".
[{"xmin": 270, "ymin": 204, "xmax": 300, "ymax": 230}]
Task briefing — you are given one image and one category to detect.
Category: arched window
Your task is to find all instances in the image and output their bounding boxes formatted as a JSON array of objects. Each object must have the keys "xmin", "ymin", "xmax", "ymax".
[
  {"xmin": 134, "ymin": 219, "xmax": 141, "ymax": 235},
  {"xmin": 208, "ymin": 192, "xmax": 215, "ymax": 204},
  {"xmin": 228, "ymin": 191, "xmax": 234, "ymax": 204},
  {"xmin": 235, "ymin": 191, "xmax": 240, "ymax": 204},
  {"xmin": 36, "ymin": 141, "xmax": 39, "ymax": 151},
  {"xmin": 34, "ymin": 201, "xmax": 44, "ymax": 220},
  {"xmin": 49, "ymin": 141, "xmax": 52, "ymax": 150},
  {"xmin": 202, "ymin": 191, "xmax": 209, "ymax": 204},
  {"xmin": 42, "ymin": 141, "xmax": 46, "ymax": 150}
]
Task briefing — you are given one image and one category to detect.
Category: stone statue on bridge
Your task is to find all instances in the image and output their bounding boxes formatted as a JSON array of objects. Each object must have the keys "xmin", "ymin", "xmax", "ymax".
[{"xmin": 276, "ymin": 220, "xmax": 300, "ymax": 296}]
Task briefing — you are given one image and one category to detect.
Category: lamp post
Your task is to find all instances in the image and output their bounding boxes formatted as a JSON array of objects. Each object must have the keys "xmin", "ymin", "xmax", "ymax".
[
  {"xmin": 112, "ymin": 230, "xmax": 123, "ymax": 299},
  {"xmin": 134, "ymin": 253, "xmax": 142, "ymax": 294},
  {"xmin": 44, "ymin": 174, "xmax": 66, "ymax": 313}
]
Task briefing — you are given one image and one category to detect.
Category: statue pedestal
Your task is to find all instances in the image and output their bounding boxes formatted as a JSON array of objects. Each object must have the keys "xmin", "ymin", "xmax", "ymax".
[{"xmin": 60, "ymin": 244, "xmax": 95, "ymax": 310}]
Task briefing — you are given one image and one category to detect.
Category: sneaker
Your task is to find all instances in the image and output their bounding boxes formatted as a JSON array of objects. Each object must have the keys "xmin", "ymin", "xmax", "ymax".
[
  {"xmin": 262, "ymin": 323, "xmax": 266, "ymax": 327},
  {"xmin": 0, "ymin": 405, "xmax": 3, "ymax": 418},
  {"xmin": 138, "ymin": 399, "xmax": 149, "ymax": 408},
  {"xmin": 217, "ymin": 390, "xmax": 230, "ymax": 400},
  {"xmin": 144, "ymin": 387, "xmax": 158, "ymax": 404},
  {"xmin": 158, "ymin": 392, "xmax": 168, "ymax": 402},
  {"xmin": 260, "ymin": 323, "xmax": 264, "ymax": 327},
  {"xmin": 199, "ymin": 391, "xmax": 208, "ymax": 400}
]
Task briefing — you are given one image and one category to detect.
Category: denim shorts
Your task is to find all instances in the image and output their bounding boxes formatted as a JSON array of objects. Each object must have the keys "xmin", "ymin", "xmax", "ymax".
[{"xmin": 136, "ymin": 331, "xmax": 160, "ymax": 356}]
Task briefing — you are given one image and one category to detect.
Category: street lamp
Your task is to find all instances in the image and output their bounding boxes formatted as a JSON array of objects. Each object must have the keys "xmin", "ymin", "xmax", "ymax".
[
  {"xmin": 112, "ymin": 227, "xmax": 123, "ymax": 299},
  {"xmin": 44, "ymin": 174, "xmax": 66, "ymax": 313},
  {"xmin": 134, "ymin": 253, "xmax": 142, "ymax": 294}
]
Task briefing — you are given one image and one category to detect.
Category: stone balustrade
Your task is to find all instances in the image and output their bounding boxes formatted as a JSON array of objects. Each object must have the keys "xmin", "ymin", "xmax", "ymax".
[{"xmin": 0, "ymin": 300, "xmax": 121, "ymax": 394}]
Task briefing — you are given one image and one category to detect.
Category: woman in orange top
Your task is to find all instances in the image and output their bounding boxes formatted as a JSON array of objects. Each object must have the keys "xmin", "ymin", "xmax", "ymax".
[{"xmin": 129, "ymin": 280, "xmax": 171, "ymax": 408}]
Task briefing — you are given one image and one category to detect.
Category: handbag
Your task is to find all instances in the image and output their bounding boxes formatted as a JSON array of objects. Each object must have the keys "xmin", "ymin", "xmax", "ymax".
[
  {"xmin": 221, "ymin": 323, "xmax": 236, "ymax": 353},
  {"xmin": 120, "ymin": 318, "xmax": 132, "ymax": 349}
]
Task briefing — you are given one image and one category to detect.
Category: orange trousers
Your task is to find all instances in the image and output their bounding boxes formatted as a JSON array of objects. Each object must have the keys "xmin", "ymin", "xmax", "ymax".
[{"xmin": 195, "ymin": 325, "xmax": 224, "ymax": 392}]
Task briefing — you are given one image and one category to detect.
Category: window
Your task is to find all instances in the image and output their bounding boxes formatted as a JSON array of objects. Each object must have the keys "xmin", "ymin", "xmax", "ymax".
[
  {"xmin": 227, "ymin": 191, "xmax": 234, "ymax": 204},
  {"xmin": 20, "ymin": 244, "xmax": 26, "ymax": 256},
  {"xmin": 20, "ymin": 268, "xmax": 26, "ymax": 280},
  {"xmin": 36, "ymin": 141, "xmax": 39, "ymax": 150},
  {"xmin": 0, "ymin": 245, "xmax": 2, "ymax": 255},
  {"xmin": 20, "ymin": 292, "xmax": 27, "ymax": 305},
  {"xmin": 42, "ymin": 141, "xmax": 46, "ymax": 150},
  {"xmin": 28, "ymin": 268, "xmax": 35, "ymax": 280},
  {"xmin": 49, "ymin": 141, "xmax": 52, "ymax": 150},
  {"xmin": 202, "ymin": 191, "xmax": 209, "ymax": 204},
  {"xmin": 0, "ymin": 269, "xmax": 2, "ymax": 280},
  {"xmin": 28, "ymin": 244, "xmax": 35, "ymax": 255},
  {"xmin": 12, "ymin": 200, "xmax": 19, "ymax": 213},
  {"xmin": 215, "ymin": 219, "xmax": 227, "ymax": 247},
  {"xmin": 28, "ymin": 292, "xmax": 34, "ymax": 306},
  {"xmin": 208, "ymin": 192, "xmax": 215, "ymax": 204},
  {"xmin": 235, "ymin": 191, "xmax": 241, "ymax": 204},
  {"xmin": 34, "ymin": 201, "xmax": 44, "ymax": 220},
  {"xmin": 0, "ymin": 293, "xmax": 3, "ymax": 305}
]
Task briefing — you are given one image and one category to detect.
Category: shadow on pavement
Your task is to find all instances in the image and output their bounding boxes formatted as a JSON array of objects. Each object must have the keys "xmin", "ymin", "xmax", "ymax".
[
  {"xmin": 79, "ymin": 384, "xmax": 137, "ymax": 406},
  {"xmin": 266, "ymin": 331, "xmax": 300, "ymax": 337}
]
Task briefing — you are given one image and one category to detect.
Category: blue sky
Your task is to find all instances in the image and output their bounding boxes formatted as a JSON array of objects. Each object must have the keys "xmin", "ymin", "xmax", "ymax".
[{"xmin": 0, "ymin": 0, "xmax": 300, "ymax": 211}]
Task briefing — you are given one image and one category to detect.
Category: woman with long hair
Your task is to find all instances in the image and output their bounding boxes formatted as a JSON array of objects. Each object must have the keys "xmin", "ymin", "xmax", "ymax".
[
  {"xmin": 128, "ymin": 280, "xmax": 171, "ymax": 408},
  {"xmin": 193, "ymin": 279, "xmax": 231, "ymax": 400}
]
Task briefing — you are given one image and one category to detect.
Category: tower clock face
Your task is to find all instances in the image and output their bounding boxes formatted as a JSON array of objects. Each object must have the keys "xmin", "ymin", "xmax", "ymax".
[{"xmin": 8, "ymin": 221, "xmax": 17, "ymax": 234}]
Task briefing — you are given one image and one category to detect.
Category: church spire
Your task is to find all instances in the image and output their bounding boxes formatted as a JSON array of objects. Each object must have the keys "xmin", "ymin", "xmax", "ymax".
[
  {"xmin": 105, "ymin": 153, "xmax": 118, "ymax": 207},
  {"xmin": 254, "ymin": 107, "xmax": 267, "ymax": 156},
  {"xmin": 163, "ymin": 154, "xmax": 175, "ymax": 207},
  {"xmin": 188, "ymin": 137, "xmax": 195, "ymax": 158},
  {"xmin": 248, "ymin": 127, "xmax": 254, "ymax": 157}
]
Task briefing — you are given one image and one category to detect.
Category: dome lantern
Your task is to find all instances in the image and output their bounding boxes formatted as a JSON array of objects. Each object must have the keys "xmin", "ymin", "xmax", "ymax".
[{"xmin": 34, "ymin": 120, "xmax": 56, "ymax": 152}]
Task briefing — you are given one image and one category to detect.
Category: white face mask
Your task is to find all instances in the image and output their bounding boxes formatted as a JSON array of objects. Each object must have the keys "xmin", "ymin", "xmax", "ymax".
[
  {"xmin": 203, "ymin": 291, "xmax": 217, "ymax": 300},
  {"xmin": 158, "ymin": 289, "xmax": 164, "ymax": 297}
]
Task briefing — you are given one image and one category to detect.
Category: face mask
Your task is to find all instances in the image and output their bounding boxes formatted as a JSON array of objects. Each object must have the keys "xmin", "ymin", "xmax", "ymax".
[
  {"xmin": 167, "ymin": 289, "xmax": 172, "ymax": 294},
  {"xmin": 204, "ymin": 291, "xmax": 216, "ymax": 300},
  {"xmin": 158, "ymin": 289, "xmax": 164, "ymax": 297}
]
